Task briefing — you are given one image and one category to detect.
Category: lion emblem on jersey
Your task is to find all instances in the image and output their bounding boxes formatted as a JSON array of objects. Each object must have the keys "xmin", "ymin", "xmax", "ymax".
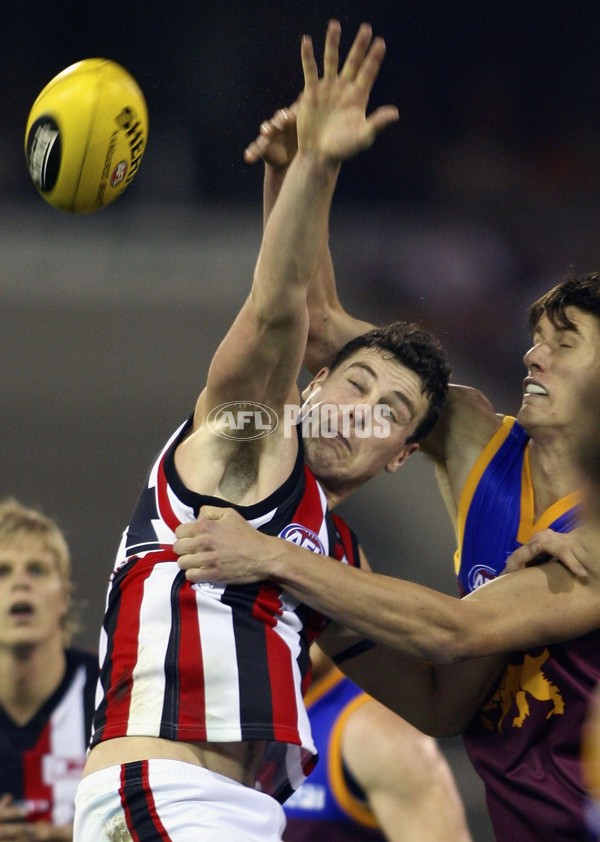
[{"xmin": 480, "ymin": 648, "xmax": 565, "ymax": 733}]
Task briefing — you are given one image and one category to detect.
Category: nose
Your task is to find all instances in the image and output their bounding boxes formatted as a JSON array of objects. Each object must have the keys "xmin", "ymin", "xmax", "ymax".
[
  {"xmin": 523, "ymin": 341, "xmax": 547, "ymax": 371},
  {"xmin": 10, "ymin": 568, "xmax": 32, "ymax": 589}
]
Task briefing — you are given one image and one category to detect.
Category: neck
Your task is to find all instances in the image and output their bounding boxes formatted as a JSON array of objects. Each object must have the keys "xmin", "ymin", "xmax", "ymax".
[
  {"xmin": 0, "ymin": 638, "xmax": 66, "ymax": 725},
  {"xmin": 528, "ymin": 433, "xmax": 581, "ymax": 516}
]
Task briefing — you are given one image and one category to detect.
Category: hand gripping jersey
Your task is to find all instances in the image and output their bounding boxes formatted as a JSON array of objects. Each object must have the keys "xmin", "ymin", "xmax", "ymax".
[
  {"xmin": 0, "ymin": 648, "xmax": 97, "ymax": 825},
  {"xmin": 456, "ymin": 415, "xmax": 600, "ymax": 841},
  {"xmin": 283, "ymin": 669, "xmax": 385, "ymax": 841},
  {"xmin": 90, "ymin": 418, "xmax": 360, "ymax": 804}
]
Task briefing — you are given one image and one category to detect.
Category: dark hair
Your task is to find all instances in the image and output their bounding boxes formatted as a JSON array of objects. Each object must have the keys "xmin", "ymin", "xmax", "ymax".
[
  {"xmin": 528, "ymin": 269, "xmax": 600, "ymax": 333},
  {"xmin": 328, "ymin": 321, "xmax": 451, "ymax": 443}
]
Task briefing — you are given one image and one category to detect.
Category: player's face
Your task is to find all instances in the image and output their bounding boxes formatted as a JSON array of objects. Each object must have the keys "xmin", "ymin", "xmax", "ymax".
[
  {"xmin": 0, "ymin": 537, "xmax": 69, "ymax": 652},
  {"xmin": 519, "ymin": 308, "xmax": 600, "ymax": 437},
  {"xmin": 301, "ymin": 348, "xmax": 429, "ymax": 497}
]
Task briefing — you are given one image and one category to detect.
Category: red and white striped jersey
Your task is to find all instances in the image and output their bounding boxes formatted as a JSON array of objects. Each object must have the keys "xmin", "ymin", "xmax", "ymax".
[
  {"xmin": 91, "ymin": 417, "xmax": 360, "ymax": 804},
  {"xmin": 0, "ymin": 648, "xmax": 97, "ymax": 825}
]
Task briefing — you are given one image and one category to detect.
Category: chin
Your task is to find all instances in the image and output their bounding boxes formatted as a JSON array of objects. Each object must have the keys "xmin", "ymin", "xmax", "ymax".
[
  {"xmin": 10, "ymin": 629, "xmax": 43, "ymax": 646},
  {"xmin": 516, "ymin": 403, "xmax": 535, "ymax": 426},
  {"xmin": 305, "ymin": 439, "xmax": 341, "ymax": 469}
]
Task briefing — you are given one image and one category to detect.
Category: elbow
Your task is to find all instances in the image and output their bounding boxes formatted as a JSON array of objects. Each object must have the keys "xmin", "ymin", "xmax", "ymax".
[{"xmin": 421, "ymin": 627, "xmax": 477, "ymax": 666}]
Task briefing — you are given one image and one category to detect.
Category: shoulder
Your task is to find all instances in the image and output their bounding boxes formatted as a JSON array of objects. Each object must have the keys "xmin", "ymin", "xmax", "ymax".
[
  {"xmin": 424, "ymin": 384, "xmax": 505, "ymax": 508},
  {"xmin": 441, "ymin": 385, "xmax": 502, "ymax": 448}
]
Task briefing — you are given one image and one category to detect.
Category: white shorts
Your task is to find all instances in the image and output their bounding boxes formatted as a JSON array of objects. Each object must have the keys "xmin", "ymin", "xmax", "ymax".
[{"xmin": 74, "ymin": 759, "xmax": 287, "ymax": 841}]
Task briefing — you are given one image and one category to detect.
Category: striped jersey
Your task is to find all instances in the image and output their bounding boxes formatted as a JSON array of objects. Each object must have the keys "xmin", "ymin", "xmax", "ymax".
[
  {"xmin": 0, "ymin": 647, "xmax": 97, "ymax": 825},
  {"xmin": 456, "ymin": 415, "xmax": 600, "ymax": 841},
  {"xmin": 283, "ymin": 669, "xmax": 385, "ymax": 840},
  {"xmin": 90, "ymin": 417, "xmax": 360, "ymax": 804}
]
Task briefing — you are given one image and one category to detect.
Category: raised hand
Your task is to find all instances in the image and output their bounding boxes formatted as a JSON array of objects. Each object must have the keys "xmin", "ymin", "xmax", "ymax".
[
  {"xmin": 244, "ymin": 101, "xmax": 300, "ymax": 170},
  {"xmin": 296, "ymin": 20, "xmax": 399, "ymax": 164}
]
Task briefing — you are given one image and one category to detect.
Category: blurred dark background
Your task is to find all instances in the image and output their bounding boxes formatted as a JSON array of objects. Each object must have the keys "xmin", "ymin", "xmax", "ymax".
[{"xmin": 3, "ymin": 2, "xmax": 600, "ymax": 838}]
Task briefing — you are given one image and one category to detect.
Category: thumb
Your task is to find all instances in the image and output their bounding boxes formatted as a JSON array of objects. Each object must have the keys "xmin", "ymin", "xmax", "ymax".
[{"xmin": 366, "ymin": 105, "xmax": 400, "ymax": 139}]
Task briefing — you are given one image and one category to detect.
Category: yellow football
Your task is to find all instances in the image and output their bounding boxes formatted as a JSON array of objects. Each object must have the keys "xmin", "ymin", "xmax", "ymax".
[{"xmin": 24, "ymin": 58, "xmax": 148, "ymax": 213}]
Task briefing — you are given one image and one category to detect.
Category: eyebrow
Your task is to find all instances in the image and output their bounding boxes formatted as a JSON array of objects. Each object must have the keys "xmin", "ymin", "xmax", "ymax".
[
  {"xmin": 346, "ymin": 361, "xmax": 416, "ymax": 418},
  {"xmin": 533, "ymin": 322, "xmax": 580, "ymax": 341}
]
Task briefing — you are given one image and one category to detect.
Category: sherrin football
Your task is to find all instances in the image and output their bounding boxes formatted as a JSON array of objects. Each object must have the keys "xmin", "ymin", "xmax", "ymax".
[{"xmin": 24, "ymin": 58, "xmax": 148, "ymax": 213}]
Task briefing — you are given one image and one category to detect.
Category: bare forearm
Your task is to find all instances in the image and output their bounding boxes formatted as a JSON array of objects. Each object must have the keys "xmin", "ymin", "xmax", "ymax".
[
  {"xmin": 268, "ymin": 544, "xmax": 474, "ymax": 663},
  {"xmin": 253, "ymin": 152, "xmax": 340, "ymax": 318},
  {"xmin": 262, "ymin": 164, "xmax": 286, "ymax": 229},
  {"xmin": 304, "ymin": 251, "xmax": 375, "ymax": 372},
  {"xmin": 177, "ymin": 509, "xmax": 600, "ymax": 666},
  {"xmin": 268, "ymin": 540, "xmax": 600, "ymax": 661}
]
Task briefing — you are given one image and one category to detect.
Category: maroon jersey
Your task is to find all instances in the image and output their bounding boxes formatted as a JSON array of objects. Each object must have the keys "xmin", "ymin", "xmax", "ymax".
[
  {"xmin": 90, "ymin": 417, "xmax": 360, "ymax": 804},
  {"xmin": 465, "ymin": 636, "xmax": 600, "ymax": 841}
]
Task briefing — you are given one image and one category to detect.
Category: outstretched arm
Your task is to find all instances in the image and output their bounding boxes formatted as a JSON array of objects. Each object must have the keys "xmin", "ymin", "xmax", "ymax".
[
  {"xmin": 176, "ymin": 21, "xmax": 399, "ymax": 492},
  {"xmin": 175, "ymin": 506, "xmax": 600, "ymax": 659},
  {"xmin": 175, "ymin": 506, "xmax": 600, "ymax": 728},
  {"xmin": 201, "ymin": 21, "xmax": 398, "ymax": 413},
  {"xmin": 174, "ymin": 507, "xmax": 505, "ymax": 733},
  {"xmin": 244, "ymin": 92, "xmax": 376, "ymax": 375},
  {"xmin": 243, "ymin": 87, "xmax": 501, "ymax": 510}
]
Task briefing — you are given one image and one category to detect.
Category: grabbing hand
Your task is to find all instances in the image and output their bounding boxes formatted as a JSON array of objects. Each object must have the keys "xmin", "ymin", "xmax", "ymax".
[
  {"xmin": 175, "ymin": 506, "xmax": 275, "ymax": 585},
  {"xmin": 504, "ymin": 527, "xmax": 593, "ymax": 578},
  {"xmin": 296, "ymin": 20, "xmax": 399, "ymax": 164}
]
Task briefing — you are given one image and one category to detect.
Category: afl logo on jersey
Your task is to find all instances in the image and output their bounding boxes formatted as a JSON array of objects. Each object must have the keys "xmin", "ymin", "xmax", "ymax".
[
  {"xmin": 468, "ymin": 564, "xmax": 496, "ymax": 591},
  {"xmin": 279, "ymin": 523, "xmax": 325, "ymax": 554}
]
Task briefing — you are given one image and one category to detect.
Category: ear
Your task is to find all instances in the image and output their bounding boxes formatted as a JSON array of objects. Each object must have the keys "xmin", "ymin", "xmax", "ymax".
[
  {"xmin": 385, "ymin": 442, "xmax": 420, "ymax": 473},
  {"xmin": 301, "ymin": 367, "xmax": 329, "ymax": 401}
]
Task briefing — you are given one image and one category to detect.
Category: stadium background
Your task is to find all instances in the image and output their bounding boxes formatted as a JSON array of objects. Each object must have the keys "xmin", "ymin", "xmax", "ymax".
[{"xmin": 3, "ymin": 2, "xmax": 600, "ymax": 837}]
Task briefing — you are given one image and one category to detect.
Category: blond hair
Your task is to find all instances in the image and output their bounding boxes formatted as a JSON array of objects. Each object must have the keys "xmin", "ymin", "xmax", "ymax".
[{"xmin": 0, "ymin": 497, "xmax": 78, "ymax": 642}]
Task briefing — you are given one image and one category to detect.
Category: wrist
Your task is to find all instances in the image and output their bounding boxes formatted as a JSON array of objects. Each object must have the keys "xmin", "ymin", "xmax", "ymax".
[
  {"xmin": 261, "ymin": 536, "xmax": 289, "ymax": 582},
  {"xmin": 265, "ymin": 537, "xmax": 310, "ymax": 589},
  {"xmin": 294, "ymin": 149, "xmax": 341, "ymax": 180}
]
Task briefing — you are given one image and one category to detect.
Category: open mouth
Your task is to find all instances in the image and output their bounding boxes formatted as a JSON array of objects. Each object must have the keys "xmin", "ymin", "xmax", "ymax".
[
  {"xmin": 9, "ymin": 602, "xmax": 34, "ymax": 618},
  {"xmin": 524, "ymin": 383, "xmax": 548, "ymax": 396}
]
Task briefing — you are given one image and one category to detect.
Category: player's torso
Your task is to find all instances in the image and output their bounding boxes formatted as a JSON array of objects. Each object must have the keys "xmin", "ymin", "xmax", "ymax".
[
  {"xmin": 91, "ymin": 417, "xmax": 359, "ymax": 803},
  {"xmin": 456, "ymin": 416, "xmax": 597, "ymax": 840}
]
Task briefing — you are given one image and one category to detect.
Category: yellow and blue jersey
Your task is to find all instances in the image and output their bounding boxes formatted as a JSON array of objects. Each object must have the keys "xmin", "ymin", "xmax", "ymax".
[{"xmin": 456, "ymin": 415, "xmax": 580, "ymax": 595}]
